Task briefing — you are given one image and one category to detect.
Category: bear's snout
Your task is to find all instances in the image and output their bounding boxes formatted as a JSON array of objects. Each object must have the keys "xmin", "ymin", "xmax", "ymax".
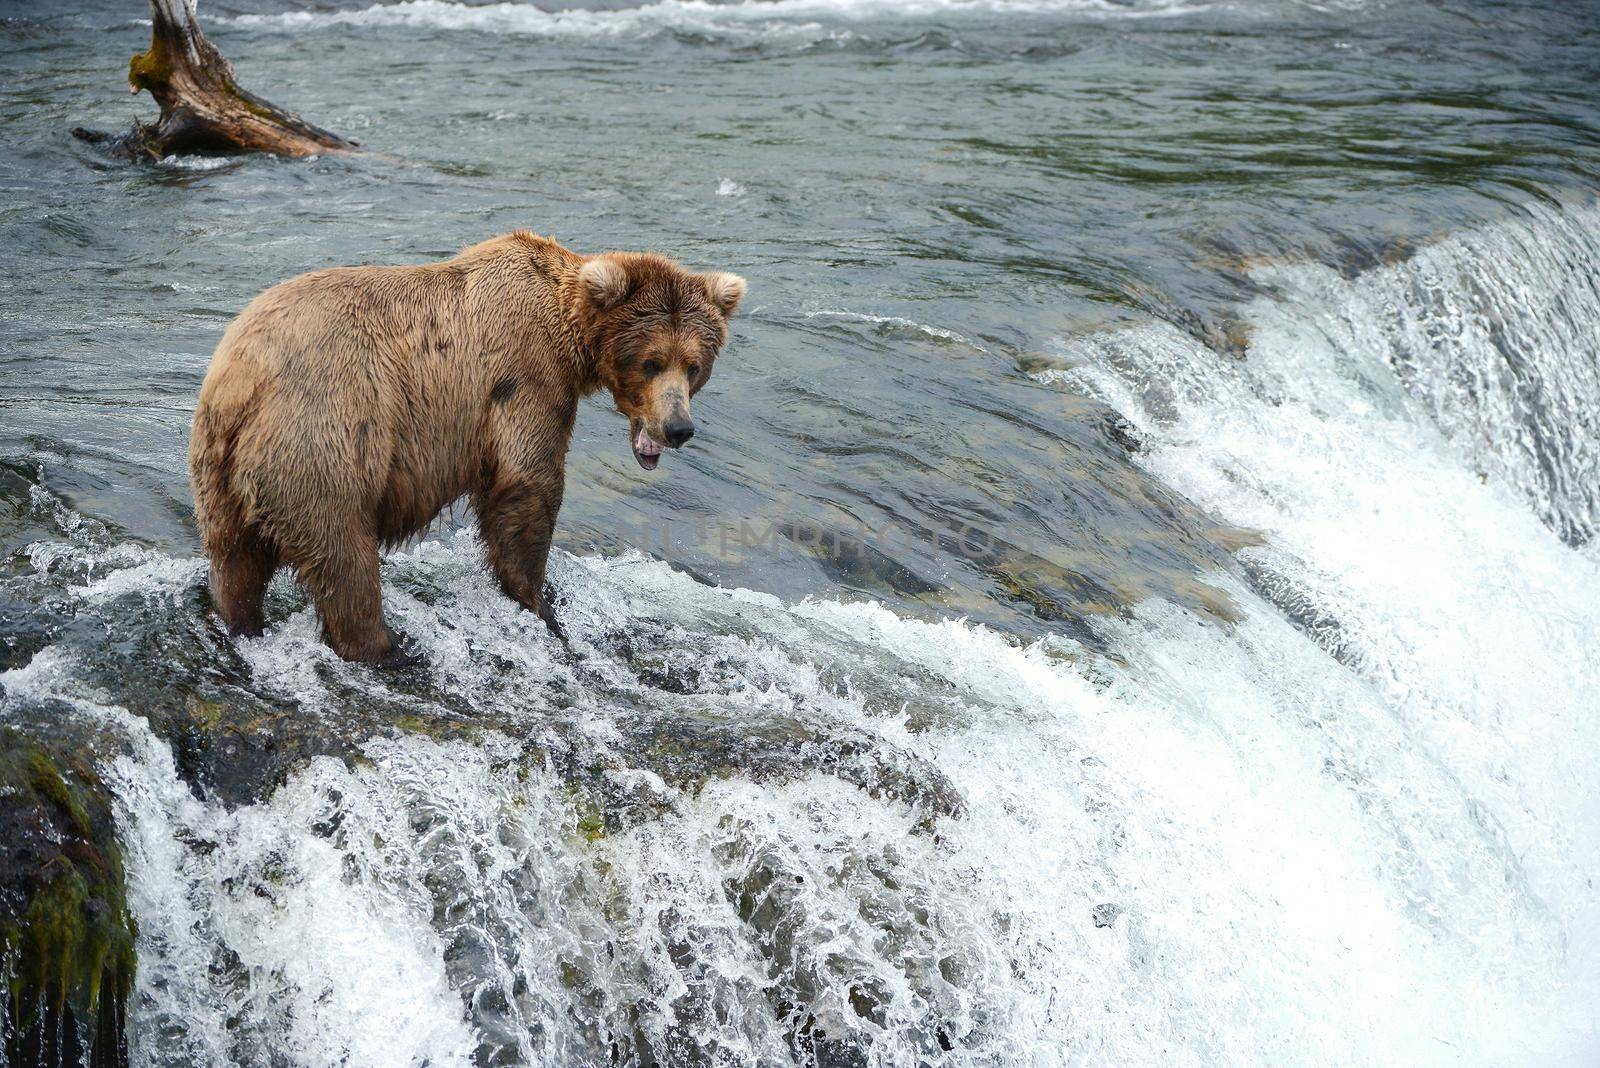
[{"xmin": 664, "ymin": 415, "xmax": 695, "ymax": 447}]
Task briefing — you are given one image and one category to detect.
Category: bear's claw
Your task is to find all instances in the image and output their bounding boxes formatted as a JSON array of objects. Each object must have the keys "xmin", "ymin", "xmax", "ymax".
[
  {"xmin": 537, "ymin": 596, "xmax": 568, "ymax": 645},
  {"xmin": 379, "ymin": 630, "xmax": 427, "ymax": 669}
]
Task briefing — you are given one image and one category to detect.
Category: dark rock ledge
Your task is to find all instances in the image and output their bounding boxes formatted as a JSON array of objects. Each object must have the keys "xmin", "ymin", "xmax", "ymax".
[{"xmin": 1, "ymin": 728, "xmax": 135, "ymax": 1068}]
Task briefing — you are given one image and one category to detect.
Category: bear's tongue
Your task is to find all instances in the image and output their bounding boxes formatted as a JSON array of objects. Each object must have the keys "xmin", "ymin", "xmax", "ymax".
[{"xmin": 632, "ymin": 425, "xmax": 662, "ymax": 471}]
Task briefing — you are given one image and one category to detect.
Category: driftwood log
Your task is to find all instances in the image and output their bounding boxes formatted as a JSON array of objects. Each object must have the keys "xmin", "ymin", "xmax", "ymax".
[{"xmin": 73, "ymin": 0, "xmax": 357, "ymax": 160}]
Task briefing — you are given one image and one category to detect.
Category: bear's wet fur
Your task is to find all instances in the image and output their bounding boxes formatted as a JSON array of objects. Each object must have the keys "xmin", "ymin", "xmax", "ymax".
[{"xmin": 189, "ymin": 231, "xmax": 745, "ymax": 663}]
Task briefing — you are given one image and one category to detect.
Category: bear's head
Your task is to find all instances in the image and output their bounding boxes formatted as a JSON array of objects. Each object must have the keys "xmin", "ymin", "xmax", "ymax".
[{"xmin": 578, "ymin": 253, "xmax": 745, "ymax": 471}]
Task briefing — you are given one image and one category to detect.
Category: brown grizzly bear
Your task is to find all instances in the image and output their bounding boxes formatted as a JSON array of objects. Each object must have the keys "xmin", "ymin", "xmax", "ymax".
[{"xmin": 188, "ymin": 232, "xmax": 746, "ymax": 664}]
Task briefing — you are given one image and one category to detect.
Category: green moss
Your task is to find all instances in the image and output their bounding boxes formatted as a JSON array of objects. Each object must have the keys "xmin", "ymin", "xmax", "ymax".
[
  {"xmin": 127, "ymin": 33, "xmax": 172, "ymax": 94},
  {"xmin": 394, "ymin": 714, "xmax": 448, "ymax": 740},
  {"xmin": 390, "ymin": 713, "xmax": 487, "ymax": 747},
  {"xmin": 559, "ymin": 786, "xmax": 606, "ymax": 844},
  {"xmin": 4, "ymin": 865, "xmax": 131, "ymax": 1017},
  {"xmin": 0, "ymin": 742, "xmax": 137, "ymax": 1034},
  {"xmin": 575, "ymin": 799, "xmax": 605, "ymax": 843},
  {"xmin": 185, "ymin": 694, "xmax": 226, "ymax": 732},
  {"xmin": 25, "ymin": 748, "xmax": 91, "ymax": 839},
  {"xmin": 227, "ymin": 86, "xmax": 280, "ymax": 122}
]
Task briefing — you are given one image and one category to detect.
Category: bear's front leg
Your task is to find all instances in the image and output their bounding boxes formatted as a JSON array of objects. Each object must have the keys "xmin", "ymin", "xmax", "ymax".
[{"xmin": 475, "ymin": 472, "xmax": 566, "ymax": 634}]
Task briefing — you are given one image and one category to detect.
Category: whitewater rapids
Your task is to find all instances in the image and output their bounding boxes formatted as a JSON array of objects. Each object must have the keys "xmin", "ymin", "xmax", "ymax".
[{"xmin": 3, "ymin": 198, "xmax": 1597, "ymax": 1066}]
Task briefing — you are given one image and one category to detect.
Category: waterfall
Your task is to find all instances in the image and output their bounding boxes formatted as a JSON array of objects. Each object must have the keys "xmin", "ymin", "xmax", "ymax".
[{"xmin": 4, "ymin": 200, "xmax": 1598, "ymax": 1066}]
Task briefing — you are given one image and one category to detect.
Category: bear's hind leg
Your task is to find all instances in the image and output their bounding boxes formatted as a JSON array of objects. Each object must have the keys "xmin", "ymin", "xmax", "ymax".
[
  {"xmin": 209, "ymin": 528, "xmax": 278, "ymax": 638},
  {"xmin": 299, "ymin": 531, "xmax": 404, "ymax": 664}
]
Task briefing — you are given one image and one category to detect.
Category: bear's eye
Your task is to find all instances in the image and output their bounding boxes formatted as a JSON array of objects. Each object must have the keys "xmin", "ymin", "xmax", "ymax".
[
  {"xmin": 685, "ymin": 362, "xmax": 701, "ymax": 379},
  {"xmin": 642, "ymin": 359, "xmax": 663, "ymax": 377}
]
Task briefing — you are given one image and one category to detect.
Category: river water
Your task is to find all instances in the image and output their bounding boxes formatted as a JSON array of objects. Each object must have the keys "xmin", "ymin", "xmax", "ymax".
[{"xmin": 2, "ymin": 0, "xmax": 1599, "ymax": 1064}]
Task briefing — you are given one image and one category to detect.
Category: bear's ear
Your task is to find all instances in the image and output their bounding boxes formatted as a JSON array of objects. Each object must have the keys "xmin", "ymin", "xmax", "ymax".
[
  {"xmin": 702, "ymin": 272, "xmax": 746, "ymax": 318},
  {"xmin": 579, "ymin": 257, "xmax": 631, "ymax": 311}
]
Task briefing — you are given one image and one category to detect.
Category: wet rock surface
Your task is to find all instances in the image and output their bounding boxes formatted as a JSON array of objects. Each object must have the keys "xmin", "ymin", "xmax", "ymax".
[{"xmin": 0, "ymin": 725, "xmax": 134, "ymax": 1068}]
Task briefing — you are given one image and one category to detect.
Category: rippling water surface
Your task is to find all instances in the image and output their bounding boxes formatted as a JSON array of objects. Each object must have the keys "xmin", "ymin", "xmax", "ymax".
[{"xmin": 2, "ymin": 0, "xmax": 1599, "ymax": 1064}]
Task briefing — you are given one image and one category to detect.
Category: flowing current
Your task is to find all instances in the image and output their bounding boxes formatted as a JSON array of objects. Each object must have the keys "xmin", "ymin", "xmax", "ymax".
[{"xmin": 3, "ymin": 0, "xmax": 1600, "ymax": 1065}]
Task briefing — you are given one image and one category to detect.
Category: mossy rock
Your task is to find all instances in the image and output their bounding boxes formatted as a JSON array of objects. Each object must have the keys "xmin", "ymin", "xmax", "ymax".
[{"xmin": 0, "ymin": 729, "xmax": 134, "ymax": 1068}]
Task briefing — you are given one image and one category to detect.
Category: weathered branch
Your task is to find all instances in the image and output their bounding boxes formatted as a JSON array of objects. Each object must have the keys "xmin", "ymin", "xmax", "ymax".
[{"xmin": 74, "ymin": 0, "xmax": 358, "ymax": 160}]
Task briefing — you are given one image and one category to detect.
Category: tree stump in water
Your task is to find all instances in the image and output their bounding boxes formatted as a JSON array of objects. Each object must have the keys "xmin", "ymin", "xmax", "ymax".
[{"xmin": 73, "ymin": 0, "xmax": 357, "ymax": 160}]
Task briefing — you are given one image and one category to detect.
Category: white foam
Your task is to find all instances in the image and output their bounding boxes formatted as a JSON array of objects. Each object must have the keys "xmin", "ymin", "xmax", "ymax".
[
  {"xmin": 0, "ymin": 651, "xmax": 480, "ymax": 1066},
  {"xmin": 7, "ymin": 507, "xmax": 1593, "ymax": 1062},
  {"xmin": 157, "ymin": 155, "xmax": 241, "ymax": 172},
  {"xmin": 805, "ymin": 307, "xmax": 992, "ymax": 351},
  {"xmin": 1051, "ymin": 200, "xmax": 1600, "ymax": 1059},
  {"xmin": 111, "ymin": 741, "xmax": 487, "ymax": 1066},
  {"xmin": 10, "ymin": 480, "xmax": 1598, "ymax": 1049},
  {"xmin": 91, "ymin": 542, "xmax": 1600, "ymax": 1061},
  {"xmin": 221, "ymin": 0, "xmax": 1247, "ymax": 42},
  {"xmin": 68, "ymin": 550, "xmax": 205, "ymax": 603},
  {"xmin": 1249, "ymin": 201, "xmax": 1600, "ymax": 545}
]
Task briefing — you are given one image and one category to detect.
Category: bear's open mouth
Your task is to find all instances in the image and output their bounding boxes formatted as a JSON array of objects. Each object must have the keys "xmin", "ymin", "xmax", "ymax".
[{"xmin": 631, "ymin": 420, "xmax": 663, "ymax": 471}]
